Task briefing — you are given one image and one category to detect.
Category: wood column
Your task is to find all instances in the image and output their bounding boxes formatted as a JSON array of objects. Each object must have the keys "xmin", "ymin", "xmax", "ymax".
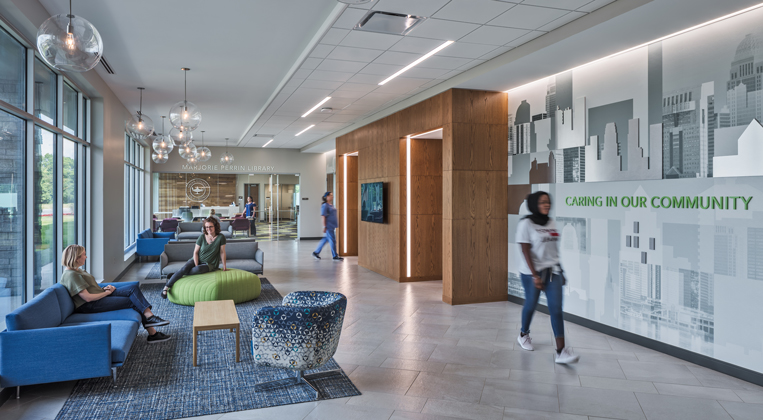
[
  {"xmin": 338, "ymin": 154, "xmax": 358, "ymax": 256},
  {"xmin": 442, "ymin": 90, "xmax": 509, "ymax": 304}
]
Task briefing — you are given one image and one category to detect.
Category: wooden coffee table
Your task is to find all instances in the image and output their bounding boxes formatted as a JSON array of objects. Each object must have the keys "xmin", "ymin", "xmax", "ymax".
[{"xmin": 192, "ymin": 300, "xmax": 240, "ymax": 367}]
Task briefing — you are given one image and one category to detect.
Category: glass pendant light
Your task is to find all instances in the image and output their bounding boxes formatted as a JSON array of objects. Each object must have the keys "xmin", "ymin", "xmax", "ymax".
[
  {"xmin": 151, "ymin": 149, "xmax": 168, "ymax": 164},
  {"xmin": 220, "ymin": 138, "xmax": 234, "ymax": 164},
  {"xmin": 152, "ymin": 116, "xmax": 174, "ymax": 154},
  {"xmin": 169, "ymin": 126, "xmax": 192, "ymax": 145},
  {"xmin": 36, "ymin": 0, "xmax": 103, "ymax": 72},
  {"xmin": 197, "ymin": 130, "xmax": 211, "ymax": 162},
  {"xmin": 169, "ymin": 68, "xmax": 202, "ymax": 131},
  {"xmin": 125, "ymin": 87, "xmax": 154, "ymax": 141},
  {"xmin": 187, "ymin": 153, "xmax": 198, "ymax": 164},
  {"xmin": 179, "ymin": 141, "xmax": 197, "ymax": 160}
]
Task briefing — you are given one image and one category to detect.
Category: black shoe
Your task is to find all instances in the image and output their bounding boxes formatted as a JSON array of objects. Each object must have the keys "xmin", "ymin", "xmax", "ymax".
[
  {"xmin": 312, "ymin": 252, "xmax": 321, "ymax": 260},
  {"xmin": 143, "ymin": 315, "xmax": 170, "ymax": 328},
  {"xmin": 161, "ymin": 288, "xmax": 169, "ymax": 299},
  {"xmin": 332, "ymin": 256, "xmax": 344, "ymax": 262},
  {"xmin": 147, "ymin": 331, "xmax": 171, "ymax": 343}
]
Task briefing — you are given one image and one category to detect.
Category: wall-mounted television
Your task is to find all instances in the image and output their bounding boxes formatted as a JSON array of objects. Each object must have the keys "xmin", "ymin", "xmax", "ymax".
[{"xmin": 361, "ymin": 182, "xmax": 384, "ymax": 223}]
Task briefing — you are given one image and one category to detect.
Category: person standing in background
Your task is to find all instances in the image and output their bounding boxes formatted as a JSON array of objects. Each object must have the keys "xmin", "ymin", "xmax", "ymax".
[
  {"xmin": 245, "ymin": 196, "xmax": 257, "ymax": 236},
  {"xmin": 312, "ymin": 192, "xmax": 343, "ymax": 261}
]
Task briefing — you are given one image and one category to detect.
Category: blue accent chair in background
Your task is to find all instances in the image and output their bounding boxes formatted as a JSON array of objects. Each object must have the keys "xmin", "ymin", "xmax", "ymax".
[
  {"xmin": 136, "ymin": 228, "xmax": 175, "ymax": 262},
  {"xmin": 0, "ymin": 283, "xmax": 142, "ymax": 397},
  {"xmin": 251, "ymin": 291, "xmax": 347, "ymax": 398}
]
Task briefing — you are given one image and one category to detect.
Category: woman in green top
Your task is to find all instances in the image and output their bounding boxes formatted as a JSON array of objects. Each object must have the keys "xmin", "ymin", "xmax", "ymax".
[
  {"xmin": 162, "ymin": 216, "xmax": 227, "ymax": 299},
  {"xmin": 59, "ymin": 245, "xmax": 171, "ymax": 343}
]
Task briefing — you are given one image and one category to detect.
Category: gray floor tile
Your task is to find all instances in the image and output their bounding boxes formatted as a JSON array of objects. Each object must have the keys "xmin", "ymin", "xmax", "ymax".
[
  {"xmin": 381, "ymin": 357, "xmax": 448, "ymax": 373},
  {"xmin": 406, "ymin": 372, "xmax": 486, "ymax": 403},
  {"xmin": 428, "ymin": 344, "xmax": 494, "ymax": 367},
  {"xmin": 635, "ymin": 392, "xmax": 732, "ymax": 420},
  {"xmin": 579, "ymin": 376, "xmax": 658, "ymax": 394},
  {"xmin": 441, "ymin": 364, "xmax": 511, "ymax": 379},
  {"xmin": 554, "ymin": 356, "xmax": 626, "ymax": 379},
  {"xmin": 687, "ymin": 366, "xmax": 763, "ymax": 391},
  {"xmin": 303, "ymin": 402, "xmax": 394, "ymax": 420},
  {"xmin": 369, "ymin": 340, "xmax": 437, "ymax": 361},
  {"xmin": 557, "ymin": 385, "xmax": 645, "ymax": 420},
  {"xmin": 391, "ymin": 411, "xmax": 465, "ymax": 420},
  {"xmin": 421, "ymin": 399, "xmax": 504, "ymax": 420},
  {"xmin": 617, "ymin": 360, "xmax": 702, "ymax": 386},
  {"xmin": 735, "ymin": 389, "xmax": 763, "ymax": 404},
  {"xmin": 508, "ymin": 369, "xmax": 581, "ymax": 386},
  {"xmin": 502, "ymin": 408, "xmax": 588, "ymax": 420},
  {"xmin": 653, "ymin": 382, "xmax": 743, "ymax": 402},
  {"xmin": 348, "ymin": 366, "xmax": 420, "ymax": 395},
  {"xmin": 490, "ymin": 348, "xmax": 557, "ymax": 373},
  {"xmin": 481, "ymin": 378, "xmax": 560, "ymax": 413},
  {"xmin": 718, "ymin": 400, "xmax": 763, "ymax": 420},
  {"xmin": 347, "ymin": 391, "xmax": 427, "ymax": 413},
  {"xmin": 219, "ymin": 402, "xmax": 318, "ymax": 419}
]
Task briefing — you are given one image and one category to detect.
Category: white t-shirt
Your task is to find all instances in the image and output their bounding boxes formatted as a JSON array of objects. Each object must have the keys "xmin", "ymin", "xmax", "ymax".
[{"xmin": 515, "ymin": 218, "xmax": 560, "ymax": 275}]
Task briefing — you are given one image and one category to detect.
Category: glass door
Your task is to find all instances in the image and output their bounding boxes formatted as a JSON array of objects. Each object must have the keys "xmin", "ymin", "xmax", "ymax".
[{"xmin": 262, "ymin": 174, "xmax": 299, "ymax": 241}]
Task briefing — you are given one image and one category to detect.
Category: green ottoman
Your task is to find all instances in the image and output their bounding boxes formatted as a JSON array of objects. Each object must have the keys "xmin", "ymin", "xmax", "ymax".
[{"xmin": 168, "ymin": 268, "xmax": 261, "ymax": 306}]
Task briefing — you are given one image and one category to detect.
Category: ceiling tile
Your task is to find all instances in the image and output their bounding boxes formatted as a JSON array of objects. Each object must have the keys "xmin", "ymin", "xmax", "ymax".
[
  {"xmin": 300, "ymin": 79, "xmax": 344, "ymax": 90},
  {"xmin": 309, "ymin": 44, "xmax": 335, "ymax": 59},
  {"xmin": 488, "ymin": 4, "xmax": 569, "ymax": 30},
  {"xmin": 537, "ymin": 11, "xmax": 586, "ymax": 31},
  {"xmin": 293, "ymin": 69, "xmax": 312, "ymax": 79},
  {"xmin": 436, "ymin": 69, "xmax": 463, "ymax": 80},
  {"xmin": 433, "ymin": 0, "xmax": 516, "ymax": 24},
  {"xmin": 389, "ymin": 36, "xmax": 444, "ymax": 54},
  {"xmin": 347, "ymin": 73, "xmax": 385, "ymax": 84},
  {"xmin": 321, "ymin": 28, "xmax": 351, "ymax": 45},
  {"xmin": 438, "ymin": 42, "xmax": 499, "ymax": 59},
  {"xmin": 358, "ymin": 62, "xmax": 403, "ymax": 76},
  {"xmin": 285, "ymin": 78, "xmax": 305, "ymax": 88},
  {"xmin": 359, "ymin": 92, "xmax": 400, "ymax": 104},
  {"xmin": 522, "ymin": 0, "xmax": 592, "ymax": 10},
  {"xmin": 373, "ymin": 51, "xmax": 422, "ymax": 66},
  {"xmin": 373, "ymin": 83, "xmax": 420, "ymax": 95},
  {"xmin": 333, "ymin": 7, "xmax": 368, "ymax": 29},
  {"xmin": 377, "ymin": 77, "xmax": 428, "ymax": 90},
  {"xmin": 330, "ymin": 90, "xmax": 368, "ymax": 99},
  {"xmin": 335, "ymin": 83, "xmax": 378, "ymax": 93},
  {"xmin": 306, "ymin": 70, "xmax": 355, "ymax": 82},
  {"xmin": 371, "ymin": 0, "xmax": 451, "ymax": 17},
  {"xmin": 326, "ymin": 46, "xmax": 385, "ymax": 63},
  {"xmin": 458, "ymin": 26, "xmax": 528, "ymax": 46},
  {"xmin": 408, "ymin": 18, "xmax": 480, "ymax": 41},
  {"xmin": 325, "ymin": 113, "xmax": 361, "ymax": 123},
  {"xmin": 506, "ymin": 30, "xmax": 546, "ymax": 47},
  {"xmin": 316, "ymin": 59, "xmax": 368, "ymax": 73},
  {"xmin": 340, "ymin": 30, "xmax": 402, "ymax": 50},
  {"xmin": 418, "ymin": 55, "xmax": 472, "ymax": 70},
  {"xmin": 301, "ymin": 58, "xmax": 323, "ymax": 70},
  {"xmin": 458, "ymin": 59, "xmax": 486, "ymax": 71},
  {"xmin": 479, "ymin": 46, "xmax": 512, "ymax": 60},
  {"xmin": 577, "ymin": 0, "xmax": 616, "ymax": 12},
  {"xmin": 401, "ymin": 66, "xmax": 450, "ymax": 79}
]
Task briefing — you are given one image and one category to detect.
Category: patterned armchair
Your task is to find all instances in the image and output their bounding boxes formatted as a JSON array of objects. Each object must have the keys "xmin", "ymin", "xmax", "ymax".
[{"xmin": 251, "ymin": 291, "xmax": 347, "ymax": 397}]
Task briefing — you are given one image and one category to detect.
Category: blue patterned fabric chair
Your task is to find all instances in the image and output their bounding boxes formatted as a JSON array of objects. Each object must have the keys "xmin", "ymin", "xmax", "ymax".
[{"xmin": 251, "ymin": 291, "xmax": 347, "ymax": 397}]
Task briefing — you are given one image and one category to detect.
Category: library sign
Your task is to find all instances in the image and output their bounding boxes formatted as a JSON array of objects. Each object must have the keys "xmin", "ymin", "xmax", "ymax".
[{"xmin": 565, "ymin": 195, "xmax": 753, "ymax": 210}]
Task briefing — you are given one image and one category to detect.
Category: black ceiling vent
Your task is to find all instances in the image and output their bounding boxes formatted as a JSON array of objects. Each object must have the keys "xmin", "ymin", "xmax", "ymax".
[
  {"xmin": 100, "ymin": 56, "xmax": 115, "ymax": 74},
  {"xmin": 354, "ymin": 11, "xmax": 427, "ymax": 36}
]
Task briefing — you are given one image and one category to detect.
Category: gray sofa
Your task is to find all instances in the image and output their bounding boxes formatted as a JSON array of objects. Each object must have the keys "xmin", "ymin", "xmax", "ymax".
[
  {"xmin": 176, "ymin": 221, "xmax": 232, "ymax": 240},
  {"xmin": 160, "ymin": 240, "xmax": 264, "ymax": 276}
]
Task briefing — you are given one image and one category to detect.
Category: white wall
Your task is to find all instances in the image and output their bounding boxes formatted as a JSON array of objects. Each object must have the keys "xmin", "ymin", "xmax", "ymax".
[{"xmin": 154, "ymin": 147, "xmax": 325, "ymax": 238}]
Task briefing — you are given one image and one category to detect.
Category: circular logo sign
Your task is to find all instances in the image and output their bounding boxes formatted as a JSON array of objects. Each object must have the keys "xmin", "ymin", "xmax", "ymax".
[{"xmin": 186, "ymin": 178, "xmax": 210, "ymax": 202}]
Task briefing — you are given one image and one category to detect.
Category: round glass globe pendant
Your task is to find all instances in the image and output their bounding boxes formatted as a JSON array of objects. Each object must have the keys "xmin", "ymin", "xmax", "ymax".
[
  {"xmin": 125, "ymin": 87, "xmax": 154, "ymax": 141},
  {"xmin": 169, "ymin": 127, "xmax": 192, "ymax": 145},
  {"xmin": 169, "ymin": 68, "xmax": 202, "ymax": 131},
  {"xmin": 220, "ymin": 138, "xmax": 234, "ymax": 164},
  {"xmin": 36, "ymin": 0, "xmax": 103, "ymax": 72},
  {"xmin": 151, "ymin": 150, "xmax": 168, "ymax": 164},
  {"xmin": 152, "ymin": 116, "xmax": 174, "ymax": 155},
  {"xmin": 179, "ymin": 141, "xmax": 197, "ymax": 160},
  {"xmin": 197, "ymin": 131, "xmax": 211, "ymax": 162}
]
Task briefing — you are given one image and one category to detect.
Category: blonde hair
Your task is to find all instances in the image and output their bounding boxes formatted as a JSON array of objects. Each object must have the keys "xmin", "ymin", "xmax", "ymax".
[{"xmin": 62, "ymin": 245, "xmax": 85, "ymax": 270}]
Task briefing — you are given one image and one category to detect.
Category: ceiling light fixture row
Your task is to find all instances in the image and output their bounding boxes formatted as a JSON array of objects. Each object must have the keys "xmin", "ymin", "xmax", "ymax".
[{"xmin": 151, "ymin": 116, "xmax": 173, "ymax": 164}]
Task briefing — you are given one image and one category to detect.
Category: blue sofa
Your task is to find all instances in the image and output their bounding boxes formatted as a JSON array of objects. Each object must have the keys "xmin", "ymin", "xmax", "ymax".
[
  {"xmin": 137, "ymin": 228, "xmax": 176, "ymax": 261},
  {"xmin": 0, "ymin": 282, "xmax": 142, "ymax": 391}
]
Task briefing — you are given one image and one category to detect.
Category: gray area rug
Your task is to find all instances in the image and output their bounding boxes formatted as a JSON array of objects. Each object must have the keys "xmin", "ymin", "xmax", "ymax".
[
  {"xmin": 145, "ymin": 262, "xmax": 162, "ymax": 279},
  {"xmin": 55, "ymin": 278, "xmax": 360, "ymax": 420}
]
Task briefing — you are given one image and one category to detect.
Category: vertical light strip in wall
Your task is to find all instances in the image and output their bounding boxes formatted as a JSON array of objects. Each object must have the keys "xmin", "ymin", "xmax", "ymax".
[
  {"xmin": 343, "ymin": 153, "xmax": 347, "ymax": 254},
  {"xmin": 406, "ymin": 135, "xmax": 411, "ymax": 278}
]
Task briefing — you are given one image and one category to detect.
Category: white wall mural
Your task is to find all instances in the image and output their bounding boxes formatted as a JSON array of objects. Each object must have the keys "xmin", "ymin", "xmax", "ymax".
[{"xmin": 508, "ymin": 7, "xmax": 763, "ymax": 375}]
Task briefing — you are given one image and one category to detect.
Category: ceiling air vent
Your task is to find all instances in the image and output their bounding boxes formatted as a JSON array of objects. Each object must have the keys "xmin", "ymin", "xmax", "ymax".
[
  {"xmin": 99, "ymin": 56, "xmax": 115, "ymax": 74},
  {"xmin": 354, "ymin": 11, "xmax": 427, "ymax": 36}
]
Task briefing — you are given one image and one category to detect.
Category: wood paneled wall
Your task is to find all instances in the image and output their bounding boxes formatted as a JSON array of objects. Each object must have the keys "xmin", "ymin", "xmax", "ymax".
[
  {"xmin": 157, "ymin": 173, "xmax": 238, "ymax": 213},
  {"xmin": 338, "ymin": 155, "xmax": 358, "ymax": 257},
  {"xmin": 337, "ymin": 89, "xmax": 508, "ymax": 304}
]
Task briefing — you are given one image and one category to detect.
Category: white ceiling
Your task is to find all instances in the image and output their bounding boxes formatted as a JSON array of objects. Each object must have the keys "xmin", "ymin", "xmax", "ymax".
[{"xmin": 38, "ymin": 0, "xmax": 616, "ymax": 149}]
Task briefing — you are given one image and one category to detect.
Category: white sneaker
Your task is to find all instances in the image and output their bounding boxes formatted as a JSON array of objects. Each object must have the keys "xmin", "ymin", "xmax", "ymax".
[
  {"xmin": 517, "ymin": 334, "xmax": 534, "ymax": 351},
  {"xmin": 555, "ymin": 347, "xmax": 580, "ymax": 364}
]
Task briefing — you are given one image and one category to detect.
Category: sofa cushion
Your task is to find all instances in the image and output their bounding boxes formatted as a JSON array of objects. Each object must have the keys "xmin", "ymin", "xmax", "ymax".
[
  {"xmin": 225, "ymin": 241, "xmax": 257, "ymax": 260},
  {"xmin": 228, "ymin": 260, "xmax": 263, "ymax": 274},
  {"xmin": 219, "ymin": 221, "xmax": 231, "ymax": 230},
  {"xmin": 162, "ymin": 261, "xmax": 189, "ymax": 275},
  {"xmin": 51, "ymin": 284, "xmax": 75, "ymax": 321},
  {"xmin": 163, "ymin": 241, "xmax": 196, "ymax": 261},
  {"xmin": 6, "ymin": 287, "xmax": 61, "ymax": 331},
  {"xmin": 61, "ymin": 320, "xmax": 138, "ymax": 364},
  {"xmin": 138, "ymin": 229, "xmax": 153, "ymax": 239},
  {"xmin": 178, "ymin": 222, "xmax": 203, "ymax": 233},
  {"xmin": 177, "ymin": 231, "xmax": 202, "ymax": 240},
  {"xmin": 62, "ymin": 308, "xmax": 142, "ymax": 325}
]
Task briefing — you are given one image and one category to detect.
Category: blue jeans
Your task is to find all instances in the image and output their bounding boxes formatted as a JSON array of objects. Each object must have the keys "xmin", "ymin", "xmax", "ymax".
[
  {"xmin": 166, "ymin": 259, "xmax": 210, "ymax": 288},
  {"xmin": 314, "ymin": 228, "xmax": 338, "ymax": 258},
  {"xmin": 520, "ymin": 270, "xmax": 565, "ymax": 338},
  {"xmin": 76, "ymin": 283, "xmax": 152, "ymax": 321}
]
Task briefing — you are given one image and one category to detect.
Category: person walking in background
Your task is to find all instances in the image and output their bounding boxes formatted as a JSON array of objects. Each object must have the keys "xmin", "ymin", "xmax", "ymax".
[
  {"xmin": 245, "ymin": 196, "xmax": 257, "ymax": 236},
  {"xmin": 313, "ymin": 191, "xmax": 343, "ymax": 261},
  {"xmin": 515, "ymin": 191, "xmax": 579, "ymax": 364}
]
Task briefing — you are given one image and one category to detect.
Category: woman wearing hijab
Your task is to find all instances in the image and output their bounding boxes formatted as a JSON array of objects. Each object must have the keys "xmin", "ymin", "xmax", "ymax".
[{"xmin": 515, "ymin": 191, "xmax": 579, "ymax": 364}]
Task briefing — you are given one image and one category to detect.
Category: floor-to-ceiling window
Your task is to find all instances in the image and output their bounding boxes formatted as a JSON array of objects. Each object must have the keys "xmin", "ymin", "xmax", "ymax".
[
  {"xmin": 124, "ymin": 135, "xmax": 145, "ymax": 250},
  {"xmin": 0, "ymin": 23, "xmax": 90, "ymax": 329}
]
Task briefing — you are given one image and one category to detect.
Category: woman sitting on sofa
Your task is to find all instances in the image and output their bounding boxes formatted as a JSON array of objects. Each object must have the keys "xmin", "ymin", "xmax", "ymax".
[
  {"xmin": 162, "ymin": 216, "xmax": 227, "ymax": 299},
  {"xmin": 60, "ymin": 245, "xmax": 171, "ymax": 343}
]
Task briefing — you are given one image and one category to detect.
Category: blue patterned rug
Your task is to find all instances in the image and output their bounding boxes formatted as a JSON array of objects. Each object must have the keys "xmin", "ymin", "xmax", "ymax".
[{"xmin": 54, "ymin": 278, "xmax": 360, "ymax": 420}]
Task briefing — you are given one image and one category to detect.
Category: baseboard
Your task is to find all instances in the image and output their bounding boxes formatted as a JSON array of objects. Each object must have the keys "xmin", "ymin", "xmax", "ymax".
[
  {"xmin": 445, "ymin": 293, "xmax": 509, "ymax": 305},
  {"xmin": 506, "ymin": 294, "xmax": 763, "ymax": 387},
  {"xmin": 299, "ymin": 237, "xmax": 323, "ymax": 240}
]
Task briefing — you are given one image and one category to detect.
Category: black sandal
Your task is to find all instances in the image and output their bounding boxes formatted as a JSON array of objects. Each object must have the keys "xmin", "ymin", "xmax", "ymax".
[{"xmin": 161, "ymin": 288, "xmax": 169, "ymax": 299}]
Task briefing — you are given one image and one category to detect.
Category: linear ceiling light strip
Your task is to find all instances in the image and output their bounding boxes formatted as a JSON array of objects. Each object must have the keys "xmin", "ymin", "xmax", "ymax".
[
  {"xmin": 262, "ymin": 139, "xmax": 274, "ymax": 147},
  {"xmin": 295, "ymin": 125, "xmax": 315, "ymax": 136},
  {"xmin": 379, "ymin": 41, "xmax": 454, "ymax": 86},
  {"xmin": 302, "ymin": 97, "xmax": 332, "ymax": 118}
]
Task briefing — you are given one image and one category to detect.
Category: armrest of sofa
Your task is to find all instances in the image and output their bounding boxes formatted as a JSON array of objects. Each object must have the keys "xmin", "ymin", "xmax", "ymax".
[
  {"xmin": 154, "ymin": 231, "xmax": 176, "ymax": 239},
  {"xmin": 136, "ymin": 237, "xmax": 171, "ymax": 256},
  {"xmin": 160, "ymin": 252, "xmax": 169, "ymax": 271},
  {"xmin": 0, "ymin": 323, "xmax": 112, "ymax": 388},
  {"xmin": 255, "ymin": 248, "xmax": 264, "ymax": 272},
  {"xmin": 101, "ymin": 281, "xmax": 139, "ymax": 289}
]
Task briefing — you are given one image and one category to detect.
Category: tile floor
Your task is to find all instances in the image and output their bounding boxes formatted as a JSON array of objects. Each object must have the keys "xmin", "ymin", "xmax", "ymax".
[{"xmin": 1, "ymin": 241, "xmax": 762, "ymax": 420}]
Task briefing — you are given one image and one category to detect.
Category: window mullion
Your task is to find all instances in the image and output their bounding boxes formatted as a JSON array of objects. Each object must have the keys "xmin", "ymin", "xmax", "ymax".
[{"xmin": 55, "ymin": 133, "xmax": 63, "ymax": 282}]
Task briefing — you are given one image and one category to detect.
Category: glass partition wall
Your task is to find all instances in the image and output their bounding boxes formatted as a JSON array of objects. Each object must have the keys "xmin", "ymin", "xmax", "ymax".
[
  {"xmin": 153, "ymin": 173, "xmax": 300, "ymax": 241},
  {"xmin": 0, "ymin": 24, "xmax": 90, "ymax": 330}
]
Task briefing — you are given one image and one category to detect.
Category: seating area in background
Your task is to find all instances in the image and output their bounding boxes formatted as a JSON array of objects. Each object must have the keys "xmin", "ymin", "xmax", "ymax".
[
  {"xmin": 136, "ymin": 229, "xmax": 176, "ymax": 261},
  {"xmin": 161, "ymin": 240, "xmax": 264, "ymax": 278},
  {"xmin": 231, "ymin": 217, "xmax": 250, "ymax": 237}
]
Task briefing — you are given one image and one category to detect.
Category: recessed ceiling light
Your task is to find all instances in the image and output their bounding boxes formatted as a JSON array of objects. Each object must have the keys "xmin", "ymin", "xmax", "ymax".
[
  {"xmin": 379, "ymin": 40, "xmax": 454, "ymax": 85},
  {"xmin": 302, "ymin": 97, "xmax": 331, "ymax": 118},
  {"xmin": 295, "ymin": 125, "xmax": 315, "ymax": 136},
  {"xmin": 262, "ymin": 139, "xmax": 274, "ymax": 147}
]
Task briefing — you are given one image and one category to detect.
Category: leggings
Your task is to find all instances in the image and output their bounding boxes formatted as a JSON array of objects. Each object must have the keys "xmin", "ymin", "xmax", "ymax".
[
  {"xmin": 520, "ymin": 269, "xmax": 565, "ymax": 338},
  {"xmin": 166, "ymin": 259, "xmax": 210, "ymax": 288},
  {"xmin": 76, "ymin": 283, "xmax": 151, "ymax": 321}
]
